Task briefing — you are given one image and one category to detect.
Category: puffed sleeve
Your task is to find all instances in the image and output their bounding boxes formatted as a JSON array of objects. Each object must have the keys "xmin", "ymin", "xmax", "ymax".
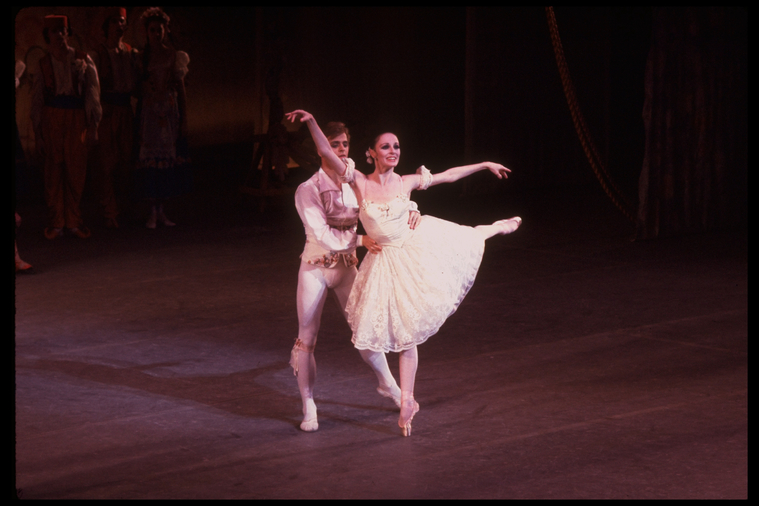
[
  {"xmin": 174, "ymin": 50, "xmax": 190, "ymax": 80},
  {"xmin": 417, "ymin": 165, "xmax": 432, "ymax": 190},
  {"xmin": 338, "ymin": 158, "xmax": 356, "ymax": 184},
  {"xmin": 295, "ymin": 183, "xmax": 358, "ymax": 254},
  {"xmin": 84, "ymin": 54, "xmax": 102, "ymax": 129}
]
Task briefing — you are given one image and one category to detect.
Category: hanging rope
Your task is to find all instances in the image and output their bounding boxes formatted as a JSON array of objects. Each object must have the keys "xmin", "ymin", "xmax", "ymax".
[{"xmin": 545, "ymin": 6, "xmax": 636, "ymax": 223}]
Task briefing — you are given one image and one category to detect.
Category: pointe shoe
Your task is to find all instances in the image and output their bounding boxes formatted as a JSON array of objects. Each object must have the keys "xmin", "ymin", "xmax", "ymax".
[
  {"xmin": 146, "ymin": 213, "xmax": 157, "ymax": 229},
  {"xmin": 300, "ymin": 416, "xmax": 319, "ymax": 432},
  {"xmin": 495, "ymin": 216, "xmax": 522, "ymax": 235},
  {"xmin": 377, "ymin": 385, "xmax": 402, "ymax": 408},
  {"xmin": 398, "ymin": 393, "xmax": 420, "ymax": 437}
]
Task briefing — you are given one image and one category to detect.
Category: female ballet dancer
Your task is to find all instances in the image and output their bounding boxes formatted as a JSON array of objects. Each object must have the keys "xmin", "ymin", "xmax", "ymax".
[
  {"xmin": 288, "ymin": 115, "xmax": 421, "ymax": 432},
  {"xmin": 287, "ymin": 109, "xmax": 521, "ymax": 436}
]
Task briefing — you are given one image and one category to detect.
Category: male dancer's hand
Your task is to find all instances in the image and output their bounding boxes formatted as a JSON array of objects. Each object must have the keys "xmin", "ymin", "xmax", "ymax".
[
  {"xmin": 363, "ymin": 236, "xmax": 383, "ymax": 254},
  {"xmin": 408, "ymin": 210, "xmax": 421, "ymax": 230}
]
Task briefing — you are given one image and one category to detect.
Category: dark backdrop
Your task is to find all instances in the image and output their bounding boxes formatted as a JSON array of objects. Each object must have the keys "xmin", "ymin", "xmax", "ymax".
[{"xmin": 14, "ymin": 7, "xmax": 746, "ymax": 234}]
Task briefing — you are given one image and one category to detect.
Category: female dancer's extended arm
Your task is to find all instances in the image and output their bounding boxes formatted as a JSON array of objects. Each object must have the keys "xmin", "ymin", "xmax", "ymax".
[{"xmin": 404, "ymin": 161, "xmax": 511, "ymax": 193}]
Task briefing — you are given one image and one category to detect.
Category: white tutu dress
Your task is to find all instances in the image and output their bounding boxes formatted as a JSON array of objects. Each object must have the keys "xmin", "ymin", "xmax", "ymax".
[{"xmin": 346, "ymin": 186, "xmax": 485, "ymax": 353}]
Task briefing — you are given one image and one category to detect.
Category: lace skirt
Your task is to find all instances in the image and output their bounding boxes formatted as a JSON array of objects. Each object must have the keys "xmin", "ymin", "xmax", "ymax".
[{"xmin": 347, "ymin": 215, "xmax": 485, "ymax": 353}]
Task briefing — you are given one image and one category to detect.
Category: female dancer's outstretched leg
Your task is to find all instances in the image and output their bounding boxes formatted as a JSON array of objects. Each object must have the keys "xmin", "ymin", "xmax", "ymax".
[{"xmin": 475, "ymin": 216, "xmax": 522, "ymax": 240}]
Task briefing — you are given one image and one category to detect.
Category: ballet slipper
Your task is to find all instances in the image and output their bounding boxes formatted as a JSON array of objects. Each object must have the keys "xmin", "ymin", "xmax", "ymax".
[
  {"xmin": 398, "ymin": 392, "xmax": 420, "ymax": 437},
  {"xmin": 377, "ymin": 385, "xmax": 402, "ymax": 408},
  {"xmin": 300, "ymin": 417, "xmax": 319, "ymax": 432},
  {"xmin": 300, "ymin": 399, "xmax": 318, "ymax": 432},
  {"xmin": 494, "ymin": 216, "xmax": 522, "ymax": 234}
]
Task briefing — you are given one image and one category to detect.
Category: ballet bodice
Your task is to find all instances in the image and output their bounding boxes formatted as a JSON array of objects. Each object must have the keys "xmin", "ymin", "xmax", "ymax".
[{"xmin": 360, "ymin": 194, "xmax": 414, "ymax": 247}]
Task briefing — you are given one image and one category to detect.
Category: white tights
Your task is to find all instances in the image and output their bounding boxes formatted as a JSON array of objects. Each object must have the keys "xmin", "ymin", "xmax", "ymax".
[{"xmin": 292, "ymin": 262, "xmax": 400, "ymax": 430}]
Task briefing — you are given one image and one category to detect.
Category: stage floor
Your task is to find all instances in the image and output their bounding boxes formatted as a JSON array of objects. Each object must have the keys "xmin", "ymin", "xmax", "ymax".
[{"xmin": 14, "ymin": 184, "xmax": 747, "ymax": 499}]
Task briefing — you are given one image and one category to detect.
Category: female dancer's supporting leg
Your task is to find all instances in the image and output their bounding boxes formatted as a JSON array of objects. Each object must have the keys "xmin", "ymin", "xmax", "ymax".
[{"xmin": 398, "ymin": 346, "xmax": 420, "ymax": 436}]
